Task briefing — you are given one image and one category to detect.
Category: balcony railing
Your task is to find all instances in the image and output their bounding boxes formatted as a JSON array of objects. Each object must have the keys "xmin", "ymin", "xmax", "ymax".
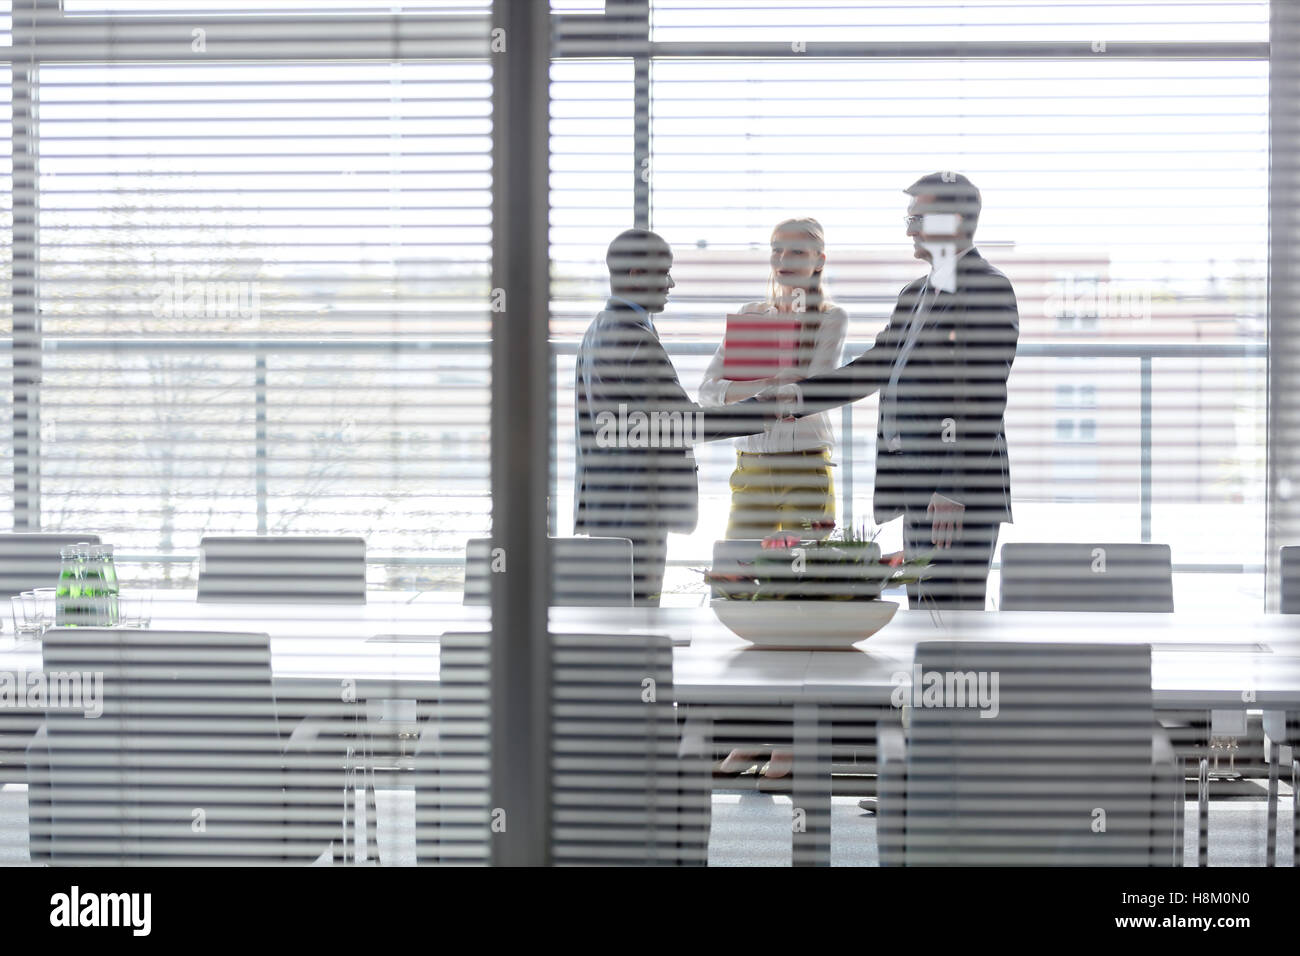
[{"xmin": 14, "ymin": 335, "xmax": 1267, "ymax": 576}]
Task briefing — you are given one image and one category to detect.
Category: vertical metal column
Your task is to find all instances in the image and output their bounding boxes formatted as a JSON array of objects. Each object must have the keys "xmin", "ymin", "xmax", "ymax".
[
  {"xmin": 791, "ymin": 702, "xmax": 832, "ymax": 866},
  {"xmin": 10, "ymin": 2, "xmax": 50, "ymax": 532},
  {"xmin": 490, "ymin": 0, "xmax": 552, "ymax": 866},
  {"xmin": 1140, "ymin": 355, "xmax": 1152, "ymax": 543},
  {"xmin": 841, "ymin": 394, "xmax": 855, "ymax": 530},
  {"xmin": 255, "ymin": 352, "xmax": 268, "ymax": 536},
  {"xmin": 1267, "ymin": 3, "xmax": 1300, "ymax": 611},
  {"xmin": 548, "ymin": 348, "xmax": 558, "ymax": 537},
  {"xmin": 629, "ymin": 1, "xmax": 651, "ymax": 230}
]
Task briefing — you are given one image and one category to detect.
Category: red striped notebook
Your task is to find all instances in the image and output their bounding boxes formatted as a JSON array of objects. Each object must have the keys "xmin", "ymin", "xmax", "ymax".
[{"xmin": 721, "ymin": 312, "xmax": 802, "ymax": 381}]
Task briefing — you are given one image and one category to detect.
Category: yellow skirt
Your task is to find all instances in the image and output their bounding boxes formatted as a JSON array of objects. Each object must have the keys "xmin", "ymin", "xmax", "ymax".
[{"xmin": 725, "ymin": 448, "xmax": 836, "ymax": 539}]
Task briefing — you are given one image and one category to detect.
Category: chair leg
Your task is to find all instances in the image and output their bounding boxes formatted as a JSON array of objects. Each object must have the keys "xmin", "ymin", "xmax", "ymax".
[
  {"xmin": 338, "ymin": 780, "xmax": 349, "ymax": 864},
  {"xmin": 1197, "ymin": 755, "xmax": 1209, "ymax": 867},
  {"xmin": 1266, "ymin": 737, "xmax": 1279, "ymax": 867},
  {"xmin": 1175, "ymin": 787, "xmax": 1185, "ymax": 867},
  {"xmin": 341, "ymin": 746, "xmax": 357, "ymax": 865},
  {"xmin": 355, "ymin": 709, "xmax": 384, "ymax": 865},
  {"xmin": 1172, "ymin": 765, "xmax": 1185, "ymax": 867},
  {"xmin": 364, "ymin": 767, "xmax": 380, "ymax": 865}
]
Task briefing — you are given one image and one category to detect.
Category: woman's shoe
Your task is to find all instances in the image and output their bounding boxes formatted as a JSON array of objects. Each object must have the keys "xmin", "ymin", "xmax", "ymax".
[
  {"xmin": 717, "ymin": 748, "xmax": 767, "ymax": 775},
  {"xmin": 713, "ymin": 761, "xmax": 761, "ymax": 779},
  {"xmin": 763, "ymin": 749, "xmax": 794, "ymax": 778},
  {"xmin": 757, "ymin": 767, "xmax": 794, "ymax": 794}
]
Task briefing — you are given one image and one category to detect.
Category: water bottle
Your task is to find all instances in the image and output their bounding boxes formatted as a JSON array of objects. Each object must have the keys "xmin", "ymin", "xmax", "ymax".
[
  {"xmin": 82, "ymin": 545, "xmax": 106, "ymax": 626},
  {"xmin": 96, "ymin": 544, "xmax": 120, "ymax": 626},
  {"xmin": 55, "ymin": 545, "xmax": 82, "ymax": 627}
]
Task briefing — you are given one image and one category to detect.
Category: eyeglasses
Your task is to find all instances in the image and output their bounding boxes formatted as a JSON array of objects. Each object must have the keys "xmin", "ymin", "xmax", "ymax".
[{"xmin": 904, "ymin": 215, "xmax": 925, "ymax": 227}]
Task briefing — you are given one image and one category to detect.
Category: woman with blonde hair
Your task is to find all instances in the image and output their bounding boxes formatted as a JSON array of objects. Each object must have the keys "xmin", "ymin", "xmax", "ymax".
[
  {"xmin": 699, "ymin": 217, "xmax": 848, "ymax": 778},
  {"xmin": 700, "ymin": 217, "xmax": 848, "ymax": 539}
]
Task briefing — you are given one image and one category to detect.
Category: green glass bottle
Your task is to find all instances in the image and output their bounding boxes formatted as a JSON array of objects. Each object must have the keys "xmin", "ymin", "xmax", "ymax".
[
  {"xmin": 96, "ymin": 544, "xmax": 120, "ymax": 626},
  {"xmin": 55, "ymin": 545, "xmax": 82, "ymax": 627},
  {"xmin": 81, "ymin": 544, "xmax": 106, "ymax": 626}
]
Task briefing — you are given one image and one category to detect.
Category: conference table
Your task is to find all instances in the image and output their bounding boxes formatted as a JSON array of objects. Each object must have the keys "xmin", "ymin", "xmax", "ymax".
[{"xmin": 3, "ymin": 590, "xmax": 1299, "ymax": 866}]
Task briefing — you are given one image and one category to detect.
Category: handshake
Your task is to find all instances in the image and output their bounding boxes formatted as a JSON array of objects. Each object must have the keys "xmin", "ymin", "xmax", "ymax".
[{"xmin": 753, "ymin": 368, "xmax": 804, "ymax": 425}]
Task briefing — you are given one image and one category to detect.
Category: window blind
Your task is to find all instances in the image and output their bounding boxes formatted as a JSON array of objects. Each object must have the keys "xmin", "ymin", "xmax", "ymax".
[
  {"xmin": 0, "ymin": 0, "xmax": 1289, "ymax": 871},
  {"xmin": 547, "ymin": 0, "xmax": 1276, "ymax": 867},
  {"xmin": 1, "ymin": 0, "xmax": 495, "ymax": 866},
  {"xmin": 647, "ymin": 54, "xmax": 1267, "ymax": 604}
]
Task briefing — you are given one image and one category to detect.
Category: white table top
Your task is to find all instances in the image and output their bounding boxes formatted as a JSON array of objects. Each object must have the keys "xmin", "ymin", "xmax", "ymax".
[
  {"xmin": 795, "ymin": 610, "xmax": 1300, "ymax": 709},
  {"xmin": 3, "ymin": 593, "xmax": 1299, "ymax": 709}
]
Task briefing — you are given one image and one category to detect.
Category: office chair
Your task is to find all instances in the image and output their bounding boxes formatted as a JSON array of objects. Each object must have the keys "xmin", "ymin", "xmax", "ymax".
[
  {"xmin": 463, "ymin": 536, "xmax": 634, "ymax": 606},
  {"xmin": 0, "ymin": 532, "xmax": 103, "ymax": 599},
  {"xmin": 0, "ymin": 533, "xmax": 102, "ymax": 785},
  {"xmin": 414, "ymin": 632, "xmax": 709, "ymax": 865},
  {"xmin": 27, "ymin": 629, "xmax": 344, "ymax": 864},
  {"xmin": 197, "ymin": 535, "xmax": 367, "ymax": 604},
  {"xmin": 1272, "ymin": 546, "xmax": 1300, "ymax": 865},
  {"xmin": 999, "ymin": 542, "xmax": 1229, "ymax": 865},
  {"xmin": 999, "ymin": 542, "xmax": 1174, "ymax": 612},
  {"xmin": 877, "ymin": 641, "xmax": 1182, "ymax": 865}
]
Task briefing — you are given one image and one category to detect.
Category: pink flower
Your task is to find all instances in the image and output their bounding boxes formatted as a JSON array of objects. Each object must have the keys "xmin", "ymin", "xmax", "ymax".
[{"xmin": 761, "ymin": 532, "xmax": 803, "ymax": 550}]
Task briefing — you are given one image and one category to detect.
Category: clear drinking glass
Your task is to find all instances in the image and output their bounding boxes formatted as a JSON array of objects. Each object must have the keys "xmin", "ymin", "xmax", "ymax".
[
  {"xmin": 10, "ymin": 592, "xmax": 41, "ymax": 638},
  {"xmin": 118, "ymin": 591, "xmax": 152, "ymax": 628},
  {"xmin": 32, "ymin": 588, "xmax": 57, "ymax": 631}
]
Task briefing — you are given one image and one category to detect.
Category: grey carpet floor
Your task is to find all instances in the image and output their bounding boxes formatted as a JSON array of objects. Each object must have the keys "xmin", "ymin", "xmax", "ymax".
[{"xmin": 1, "ymin": 783, "xmax": 1292, "ymax": 867}]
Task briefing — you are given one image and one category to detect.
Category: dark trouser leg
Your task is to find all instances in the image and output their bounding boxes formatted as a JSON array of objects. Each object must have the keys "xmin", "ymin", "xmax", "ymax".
[
  {"xmin": 904, "ymin": 513, "xmax": 1000, "ymax": 611},
  {"xmin": 629, "ymin": 529, "xmax": 669, "ymax": 607},
  {"xmin": 582, "ymin": 524, "xmax": 668, "ymax": 607}
]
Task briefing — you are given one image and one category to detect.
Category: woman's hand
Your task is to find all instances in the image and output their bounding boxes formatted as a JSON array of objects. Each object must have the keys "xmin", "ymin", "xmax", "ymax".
[
  {"xmin": 753, "ymin": 383, "xmax": 802, "ymax": 423},
  {"xmin": 768, "ymin": 367, "xmax": 803, "ymax": 386},
  {"xmin": 722, "ymin": 368, "xmax": 802, "ymax": 403}
]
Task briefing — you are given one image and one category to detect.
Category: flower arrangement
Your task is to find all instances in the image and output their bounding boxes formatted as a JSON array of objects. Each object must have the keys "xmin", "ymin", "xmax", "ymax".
[{"xmin": 702, "ymin": 520, "xmax": 931, "ymax": 602}]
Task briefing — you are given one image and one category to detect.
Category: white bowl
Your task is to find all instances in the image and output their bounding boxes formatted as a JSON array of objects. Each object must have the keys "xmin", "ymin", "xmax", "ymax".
[{"xmin": 709, "ymin": 598, "xmax": 898, "ymax": 649}]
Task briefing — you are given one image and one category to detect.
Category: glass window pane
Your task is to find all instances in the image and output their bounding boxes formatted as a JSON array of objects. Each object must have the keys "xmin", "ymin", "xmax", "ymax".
[
  {"xmin": 649, "ymin": 56, "xmax": 1265, "ymax": 593},
  {"xmin": 63, "ymin": 1, "xmax": 489, "ymax": 14},
  {"xmin": 35, "ymin": 60, "xmax": 492, "ymax": 586},
  {"xmin": 651, "ymin": 0, "xmax": 1268, "ymax": 43}
]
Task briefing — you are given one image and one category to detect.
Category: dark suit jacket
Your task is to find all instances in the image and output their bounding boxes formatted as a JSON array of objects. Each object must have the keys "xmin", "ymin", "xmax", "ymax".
[
  {"xmin": 796, "ymin": 249, "xmax": 1018, "ymax": 525},
  {"xmin": 574, "ymin": 299, "xmax": 772, "ymax": 535}
]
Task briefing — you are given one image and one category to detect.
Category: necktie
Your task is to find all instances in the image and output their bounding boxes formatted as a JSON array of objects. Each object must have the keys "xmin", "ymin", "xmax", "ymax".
[{"xmin": 881, "ymin": 280, "xmax": 936, "ymax": 451}]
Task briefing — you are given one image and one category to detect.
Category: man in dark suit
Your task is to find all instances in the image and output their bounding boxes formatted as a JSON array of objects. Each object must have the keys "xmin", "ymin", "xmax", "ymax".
[
  {"xmin": 575, "ymin": 229, "xmax": 782, "ymax": 606},
  {"xmin": 785, "ymin": 173, "xmax": 1018, "ymax": 609}
]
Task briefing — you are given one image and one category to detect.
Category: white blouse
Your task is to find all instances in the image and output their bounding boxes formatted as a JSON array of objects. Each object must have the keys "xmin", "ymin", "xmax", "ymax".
[{"xmin": 698, "ymin": 301, "xmax": 849, "ymax": 454}]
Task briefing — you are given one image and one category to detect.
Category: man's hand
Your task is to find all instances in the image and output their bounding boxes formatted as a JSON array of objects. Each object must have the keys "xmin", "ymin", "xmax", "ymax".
[
  {"xmin": 927, "ymin": 492, "xmax": 964, "ymax": 549},
  {"xmin": 753, "ymin": 382, "xmax": 802, "ymax": 422},
  {"xmin": 724, "ymin": 367, "xmax": 803, "ymax": 403}
]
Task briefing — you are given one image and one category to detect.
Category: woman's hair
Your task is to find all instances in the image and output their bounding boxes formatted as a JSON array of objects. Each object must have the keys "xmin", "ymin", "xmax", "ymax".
[
  {"xmin": 763, "ymin": 217, "xmax": 834, "ymax": 370},
  {"xmin": 764, "ymin": 217, "xmax": 833, "ymax": 315}
]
